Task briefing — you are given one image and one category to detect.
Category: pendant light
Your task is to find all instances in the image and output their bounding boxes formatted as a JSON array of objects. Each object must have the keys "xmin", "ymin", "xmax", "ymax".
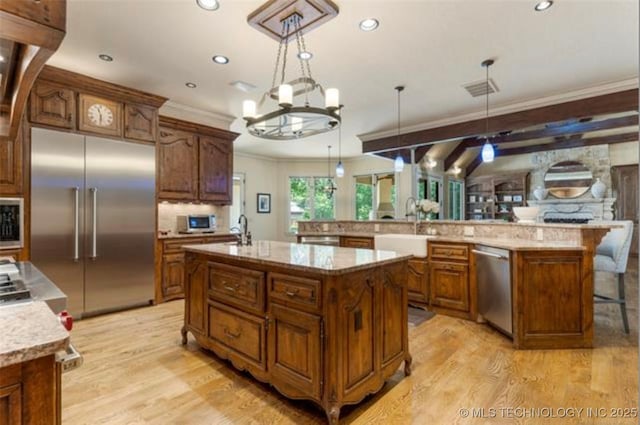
[
  {"xmin": 481, "ymin": 59, "xmax": 495, "ymax": 163},
  {"xmin": 394, "ymin": 86, "xmax": 405, "ymax": 173},
  {"xmin": 335, "ymin": 106, "xmax": 344, "ymax": 178}
]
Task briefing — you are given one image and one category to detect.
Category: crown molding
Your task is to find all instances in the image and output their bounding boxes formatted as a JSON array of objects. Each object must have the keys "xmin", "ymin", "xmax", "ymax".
[
  {"xmin": 160, "ymin": 101, "xmax": 236, "ymax": 128},
  {"xmin": 358, "ymin": 78, "xmax": 640, "ymax": 142}
]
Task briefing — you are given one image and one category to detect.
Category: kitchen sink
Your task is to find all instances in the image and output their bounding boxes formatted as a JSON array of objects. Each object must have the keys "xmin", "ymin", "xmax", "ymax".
[{"xmin": 374, "ymin": 234, "xmax": 430, "ymax": 258}]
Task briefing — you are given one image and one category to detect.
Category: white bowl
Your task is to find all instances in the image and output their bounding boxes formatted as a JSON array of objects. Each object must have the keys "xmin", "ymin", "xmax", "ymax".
[{"xmin": 513, "ymin": 207, "xmax": 539, "ymax": 223}]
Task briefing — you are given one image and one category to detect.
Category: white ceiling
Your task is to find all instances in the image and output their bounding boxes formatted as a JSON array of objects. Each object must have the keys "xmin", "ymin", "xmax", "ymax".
[{"xmin": 48, "ymin": 0, "xmax": 639, "ymax": 159}]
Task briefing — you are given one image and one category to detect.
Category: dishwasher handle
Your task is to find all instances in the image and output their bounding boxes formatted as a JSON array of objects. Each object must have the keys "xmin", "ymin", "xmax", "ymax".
[{"xmin": 472, "ymin": 249, "xmax": 509, "ymax": 260}]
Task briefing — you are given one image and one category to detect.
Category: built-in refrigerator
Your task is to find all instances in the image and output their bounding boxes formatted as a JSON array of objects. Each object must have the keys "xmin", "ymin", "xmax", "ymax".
[{"xmin": 31, "ymin": 127, "xmax": 155, "ymax": 317}]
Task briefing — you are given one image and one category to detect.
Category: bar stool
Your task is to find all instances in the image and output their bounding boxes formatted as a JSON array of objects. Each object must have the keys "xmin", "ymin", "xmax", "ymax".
[{"xmin": 593, "ymin": 220, "xmax": 634, "ymax": 333}]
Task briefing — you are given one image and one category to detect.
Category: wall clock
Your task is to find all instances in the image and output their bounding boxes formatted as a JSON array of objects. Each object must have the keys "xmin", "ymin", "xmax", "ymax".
[{"xmin": 78, "ymin": 94, "xmax": 123, "ymax": 137}]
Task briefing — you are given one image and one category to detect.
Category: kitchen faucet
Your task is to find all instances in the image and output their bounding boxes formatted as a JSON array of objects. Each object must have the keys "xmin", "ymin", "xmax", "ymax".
[
  {"xmin": 405, "ymin": 197, "xmax": 417, "ymax": 222},
  {"xmin": 238, "ymin": 214, "xmax": 251, "ymax": 246}
]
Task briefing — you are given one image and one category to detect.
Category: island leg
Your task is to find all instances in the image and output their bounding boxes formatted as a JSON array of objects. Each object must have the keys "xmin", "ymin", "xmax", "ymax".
[
  {"xmin": 326, "ymin": 405, "xmax": 341, "ymax": 425},
  {"xmin": 404, "ymin": 353, "xmax": 413, "ymax": 376},
  {"xmin": 181, "ymin": 326, "xmax": 188, "ymax": 345}
]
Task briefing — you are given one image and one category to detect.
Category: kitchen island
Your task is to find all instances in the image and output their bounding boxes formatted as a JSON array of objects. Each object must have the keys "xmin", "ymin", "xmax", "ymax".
[{"xmin": 181, "ymin": 240, "xmax": 412, "ymax": 424}]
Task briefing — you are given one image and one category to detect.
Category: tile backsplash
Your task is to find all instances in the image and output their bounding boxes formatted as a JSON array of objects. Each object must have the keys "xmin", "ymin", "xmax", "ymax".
[{"xmin": 158, "ymin": 202, "xmax": 228, "ymax": 235}]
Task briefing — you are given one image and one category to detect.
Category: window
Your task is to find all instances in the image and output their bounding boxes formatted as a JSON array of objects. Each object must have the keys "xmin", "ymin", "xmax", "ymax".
[
  {"xmin": 229, "ymin": 173, "xmax": 245, "ymax": 230},
  {"xmin": 354, "ymin": 173, "xmax": 397, "ymax": 220},
  {"xmin": 289, "ymin": 177, "xmax": 335, "ymax": 232},
  {"xmin": 448, "ymin": 179, "xmax": 464, "ymax": 220},
  {"xmin": 418, "ymin": 174, "xmax": 443, "ymax": 219}
]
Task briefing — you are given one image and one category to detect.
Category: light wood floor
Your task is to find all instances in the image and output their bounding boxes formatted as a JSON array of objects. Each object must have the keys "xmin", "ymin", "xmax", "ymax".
[{"xmin": 62, "ymin": 259, "xmax": 639, "ymax": 425}]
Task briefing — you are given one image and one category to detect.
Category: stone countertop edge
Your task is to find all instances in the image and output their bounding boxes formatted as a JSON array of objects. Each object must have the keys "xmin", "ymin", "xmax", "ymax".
[
  {"xmin": 299, "ymin": 220, "xmax": 622, "ymax": 229},
  {"xmin": 182, "ymin": 243, "xmax": 413, "ymax": 275},
  {"xmin": 157, "ymin": 232, "xmax": 237, "ymax": 240},
  {"xmin": 0, "ymin": 301, "xmax": 69, "ymax": 368},
  {"xmin": 296, "ymin": 232, "xmax": 586, "ymax": 251}
]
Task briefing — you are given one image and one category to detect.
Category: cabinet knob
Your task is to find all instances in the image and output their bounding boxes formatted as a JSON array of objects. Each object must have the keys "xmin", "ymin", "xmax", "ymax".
[
  {"xmin": 285, "ymin": 288, "xmax": 299, "ymax": 298},
  {"xmin": 223, "ymin": 327, "xmax": 241, "ymax": 339}
]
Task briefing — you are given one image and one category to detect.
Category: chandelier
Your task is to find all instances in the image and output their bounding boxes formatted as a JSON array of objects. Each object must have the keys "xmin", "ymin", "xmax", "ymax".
[{"xmin": 242, "ymin": 12, "xmax": 341, "ymax": 140}]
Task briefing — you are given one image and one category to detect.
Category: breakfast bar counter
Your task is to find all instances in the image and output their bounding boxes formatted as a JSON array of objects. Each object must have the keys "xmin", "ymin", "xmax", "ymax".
[{"xmin": 181, "ymin": 241, "xmax": 412, "ymax": 424}]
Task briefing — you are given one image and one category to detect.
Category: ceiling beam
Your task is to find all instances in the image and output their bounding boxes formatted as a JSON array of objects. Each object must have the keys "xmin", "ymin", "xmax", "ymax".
[
  {"xmin": 362, "ymin": 89, "xmax": 639, "ymax": 153},
  {"xmin": 414, "ymin": 145, "xmax": 433, "ymax": 164},
  {"xmin": 465, "ymin": 131, "xmax": 637, "ymax": 177},
  {"xmin": 444, "ymin": 137, "xmax": 476, "ymax": 170}
]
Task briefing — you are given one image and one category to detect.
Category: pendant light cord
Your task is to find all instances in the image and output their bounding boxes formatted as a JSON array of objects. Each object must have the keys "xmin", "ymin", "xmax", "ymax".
[
  {"xmin": 338, "ymin": 108, "xmax": 342, "ymax": 162},
  {"xmin": 485, "ymin": 63, "xmax": 489, "ymax": 136}
]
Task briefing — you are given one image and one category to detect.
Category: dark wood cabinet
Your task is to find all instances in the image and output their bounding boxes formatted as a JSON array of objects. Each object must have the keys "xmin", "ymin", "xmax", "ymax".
[
  {"xmin": 157, "ymin": 128, "xmax": 198, "ymax": 200},
  {"xmin": 124, "ymin": 104, "xmax": 157, "ymax": 143},
  {"xmin": 268, "ymin": 303, "xmax": 322, "ymax": 400},
  {"xmin": 157, "ymin": 117, "xmax": 238, "ymax": 203},
  {"xmin": 29, "ymin": 81, "xmax": 75, "ymax": 129},
  {"xmin": 0, "ymin": 355, "xmax": 59, "ymax": 425},
  {"xmin": 612, "ymin": 165, "xmax": 639, "ymax": 256},
  {"xmin": 340, "ymin": 236, "xmax": 374, "ymax": 249},
  {"xmin": 199, "ymin": 136, "xmax": 233, "ymax": 204},
  {"xmin": 430, "ymin": 261, "xmax": 469, "ymax": 312},
  {"xmin": 407, "ymin": 258, "xmax": 429, "ymax": 305},
  {"xmin": 161, "ymin": 253, "xmax": 185, "ymax": 300},
  {"xmin": 0, "ymin": 126, "xmax": 23, "ymax": 195}
]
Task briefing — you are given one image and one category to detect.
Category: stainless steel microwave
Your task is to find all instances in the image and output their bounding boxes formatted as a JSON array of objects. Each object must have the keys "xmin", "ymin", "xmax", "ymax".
[
  {"xmin": 0, "ymin": 198, "xmax": 24, "ymax": 249},
  {"xmin": 177, "ymin": 215, "xmax": 217, "ymax": 233}
]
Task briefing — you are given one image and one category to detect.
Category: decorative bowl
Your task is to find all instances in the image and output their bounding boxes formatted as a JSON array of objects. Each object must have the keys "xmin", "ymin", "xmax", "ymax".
[{"xmin": 512, "ymin": 206, "xmax": 539, "ymax": 223}]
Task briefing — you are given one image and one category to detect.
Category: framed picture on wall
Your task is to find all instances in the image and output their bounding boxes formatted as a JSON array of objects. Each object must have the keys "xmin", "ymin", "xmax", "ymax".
[{"xmin": 257, "ymin": 193, "xmax": 271, "ymax": 213}]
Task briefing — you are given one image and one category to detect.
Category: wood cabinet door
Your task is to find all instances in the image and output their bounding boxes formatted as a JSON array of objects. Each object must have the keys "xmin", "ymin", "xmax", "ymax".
[
  {"xmin": 185, "ymin": 257, "xmax": 207, "ymax": 335},
  {"xmin": 407, "ymin": 259, "xmax": 429, "ymax": 304},
  {"xmin": 267, "ymin": 303, "xmax": 322, "ymax": 400},
  {"xmin": 29, "ymin": 82, "xmax": 75, "ymax": 128},
  {"xmin": 430, "ymin": 261, "xmax": 469, "ymax": 312},
  {"xmin": 0, "ymin": 384, "xmax": 21, "ymax": 425},
  {"xmin": 612, "ymin": 165, "xmax": 639, "ymax": 255},
  {"xmin": 158, "ymin": 127, "xmax": 198, "ymax": 200},
  {"xmin": 0, "ymin": 129, "xmax": 23, "ymax": 195},
  {"xmin": 198, "ymin": 136, "xmax": 232, "ymax": 204},
  {"xmin": 340, "ymin": 236, "xmax": 374, "ymax": 249},
  {"xmin": 162, "ymin": 253, "xmax": 185, "ymax": 300},
  {"xmin": 124, "ymin": 104, "xmax": 157, "ymax": 143}
]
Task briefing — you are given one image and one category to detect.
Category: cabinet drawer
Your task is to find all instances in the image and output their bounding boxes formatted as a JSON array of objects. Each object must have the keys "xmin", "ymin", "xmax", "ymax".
[
  {"xmin": 201, "ymin": 235, "xmax": 237, "ymax": 245},
  {"xmin": 163, "ymin": 238, "xmax": 204, "ymax": 254},
  {"xmin": 208, "ymin": 301, "xmax": 266, "ymax": 369},
  {"xmin": 429, "ymin": 243, "xmax": 469, "ymax": 262},
  {"xmin": 341, "ymin": 236, "xmax": 374, "ymax": 249},
  {"xmin": 208, "ymin": 262, "xmax": 265, "ymax": 314},
  {"xmin": 268, "ymin": 273, "xmax": 321, "ymax": 312}
]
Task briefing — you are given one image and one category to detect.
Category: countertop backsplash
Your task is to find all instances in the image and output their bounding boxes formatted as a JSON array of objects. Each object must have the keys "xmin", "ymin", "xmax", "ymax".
[{"xmin": 158, "ymin": 202, "xmax": 228, "ymax": 236}]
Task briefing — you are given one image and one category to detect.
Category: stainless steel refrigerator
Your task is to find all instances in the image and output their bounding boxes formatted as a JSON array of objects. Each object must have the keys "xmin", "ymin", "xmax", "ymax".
[{"xmin": 31, "ymin": 127, "xmax": 155, "ymax": 317}]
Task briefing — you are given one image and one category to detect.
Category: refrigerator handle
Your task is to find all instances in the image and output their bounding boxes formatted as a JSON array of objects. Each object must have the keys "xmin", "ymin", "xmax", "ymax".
[
  {"xmin": 73, "ymin": 187, "xmax": 79, "ymax": 262},
  {"xmin": 90, "ymin": 187, "xmax": 98, "ymax": 259}
]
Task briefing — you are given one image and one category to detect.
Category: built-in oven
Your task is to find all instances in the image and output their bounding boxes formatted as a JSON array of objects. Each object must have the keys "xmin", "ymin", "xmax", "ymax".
[{"xmin": 0, "ymin": 198, "xmax": 24, "ymax": 250}]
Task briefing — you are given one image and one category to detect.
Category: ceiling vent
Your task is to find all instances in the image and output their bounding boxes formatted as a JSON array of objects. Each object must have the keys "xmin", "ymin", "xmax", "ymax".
[
  {"xmin": 229, "ymin": 80, "xmax": 257, "ymax": 93},
  {"xmin": 462, "ymin": 78, "xmax": 499, "ymax": 97}
]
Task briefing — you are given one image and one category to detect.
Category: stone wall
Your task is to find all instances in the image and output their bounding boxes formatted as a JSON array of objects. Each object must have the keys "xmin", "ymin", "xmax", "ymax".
[{"xmin": 529, "ymin": 145, "xmax": 612, "ymax": 199}]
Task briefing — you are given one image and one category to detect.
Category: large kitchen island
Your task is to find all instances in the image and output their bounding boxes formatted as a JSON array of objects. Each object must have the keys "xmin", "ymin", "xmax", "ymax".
[{"xmin": 181, "ymin": 240, "xmax": 413, "ymax": 424}]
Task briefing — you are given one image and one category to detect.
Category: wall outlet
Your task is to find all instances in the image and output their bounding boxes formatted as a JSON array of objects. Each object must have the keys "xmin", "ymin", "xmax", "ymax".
[
  {"xmin": 322, "ymin": 223, "xmax": 329, "ymax": 232},
  {"xmin": 536, "ymin": 228, "xmax": 544, "ymax": 241},
  {"xmin": 464, "ymin": 226, "xmax": 474, "ymax": 237},
  {"xmin": 374, "ymin": 224, "xmax": 380, "ymax": 232}
]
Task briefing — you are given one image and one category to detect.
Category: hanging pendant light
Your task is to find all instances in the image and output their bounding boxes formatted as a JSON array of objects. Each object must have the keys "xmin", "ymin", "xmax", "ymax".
[
  {"xmin": 481, "ymin": 59, "xmax": 495, "ymax": 163},
  {"xmin": 394, "ymin": 86, "xmax": 405, "ymax": 173},
  {"xmin": 335, "ymin": 105, "xmax": 344, "ymax": 178}
]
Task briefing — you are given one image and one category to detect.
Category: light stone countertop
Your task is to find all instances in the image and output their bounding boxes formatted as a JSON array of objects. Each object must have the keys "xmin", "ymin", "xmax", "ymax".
[
  {"xmin": 157, "ymin": 232, "xmax": 237, "ymax": 240},
  {"xmin": 183, "ymin": 240, "xmax": 412, "ymax": 275},
  {"xmin": 296, "ymin": 232, "xmax": 585, "ymax": 251},
  {"xmin": 300, "ymin": 219, "xmax": 621, "ymax": 229},
  {"xmin": 0, "ymin": 301, "xmax": 69, "ymax": 368}
]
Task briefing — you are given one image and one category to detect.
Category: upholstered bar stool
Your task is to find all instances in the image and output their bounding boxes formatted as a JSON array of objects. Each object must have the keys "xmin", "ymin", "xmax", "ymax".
[{"xmin": 593, "ymin": 220, "xmax": 634, "ymax": 333}]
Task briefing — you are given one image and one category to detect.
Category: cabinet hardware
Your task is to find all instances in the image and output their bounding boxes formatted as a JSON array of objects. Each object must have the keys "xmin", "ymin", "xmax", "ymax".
[
  {"xmin": 223, "ymin": 327, "xmax": 241, "ymax": 339},
  {"xmin": 285, "ymin": 288, "xmax": 299, "ymax": 297},
  {"xmin": 223, "ymin": 283, "xmax": 236, "ymax": 292}
]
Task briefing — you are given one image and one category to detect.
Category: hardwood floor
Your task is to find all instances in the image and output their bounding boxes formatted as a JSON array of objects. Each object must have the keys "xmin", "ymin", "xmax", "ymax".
[{"xmin": 62, "ymin": 259, "xmax": 638, "ymax": 424}]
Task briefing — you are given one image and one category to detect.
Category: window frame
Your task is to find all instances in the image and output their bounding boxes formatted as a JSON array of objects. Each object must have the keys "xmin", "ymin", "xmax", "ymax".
[
  {"xmin": 288, "ymin": 176, "xmax": 336, "ymax": 233},
  {"xmin": 229, "ymin": 172, "xmax": 246, "ymax": 231}
]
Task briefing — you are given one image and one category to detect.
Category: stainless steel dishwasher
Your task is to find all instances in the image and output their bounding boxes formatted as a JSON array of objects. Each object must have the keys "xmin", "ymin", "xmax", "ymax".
[{"xmin": 473, "ymin": 245, "xmax": 512, "ymax": 336}]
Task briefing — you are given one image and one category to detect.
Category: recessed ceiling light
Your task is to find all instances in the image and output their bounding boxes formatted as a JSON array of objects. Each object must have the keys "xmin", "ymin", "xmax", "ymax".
[
  {"xmin": 534, "ymin": 1, "xmax": 553, "ymax": 11},
  {"xmin": 359, "ymin": 18, "xmax": 379, "ymax": 32},
  {"xmin": 196, "ymin": 0, "xmax": 219, "ymax": 11},
  {"xmin": 185, "ymin": 82, "xmax": 197, "ymax": 88},
  {"xmin": 98, "ymin": 54, "xmax": 113, "ymax": 62},
  {"xmin": 297, "ymin": 51, "xmax": 313, "ymax": 61},
  {"xmin": 0, "ymin": 55, "xmax": 5, "ymax": 63},
  {"xmin": 212, "ymin": 55, "xmax": 229, "ymax": 64}
]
